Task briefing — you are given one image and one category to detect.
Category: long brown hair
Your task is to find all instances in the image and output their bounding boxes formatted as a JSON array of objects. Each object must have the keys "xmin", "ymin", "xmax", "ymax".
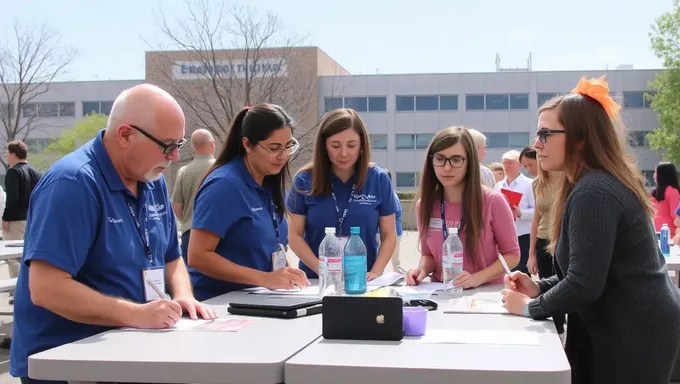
[
  {"xmin": 540, "ymin": 94, "xmax": 653, "ymax": 253},
  {"xmin": 417, "ymin": 126, "xmax": 485, "ymax": 270},
  {"xmin": 297, "ymin": 108, "xmax": 371, "ymax": 196}
]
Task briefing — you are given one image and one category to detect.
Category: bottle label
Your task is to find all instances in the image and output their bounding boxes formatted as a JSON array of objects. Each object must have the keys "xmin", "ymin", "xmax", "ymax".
[
  {"xmin": 453, "ymin": 252, "xmax": 464, "ymax": 267},
  {"xmin": 327, "ymin": 256, "xmax": 342, "ymax": 273}
]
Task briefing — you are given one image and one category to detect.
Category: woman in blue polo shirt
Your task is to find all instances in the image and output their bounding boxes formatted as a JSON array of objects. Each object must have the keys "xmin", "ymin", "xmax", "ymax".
[
  {"xmin": 188, "ymin": 104, "xmax": 309, "ymax": 301},
  {"xmin": 286, "ymin": 108, "xmax": 397, "ymax": 280}
]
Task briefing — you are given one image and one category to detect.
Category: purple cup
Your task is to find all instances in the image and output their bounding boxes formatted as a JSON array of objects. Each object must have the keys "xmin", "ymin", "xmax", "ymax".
[{"xmin": 403, "ymin": 306, "xmax": 428, "ymax": 336}]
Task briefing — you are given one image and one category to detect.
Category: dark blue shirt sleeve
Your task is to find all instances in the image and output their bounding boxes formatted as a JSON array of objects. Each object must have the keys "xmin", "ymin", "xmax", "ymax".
[
  {"xmin": 377, "ymin": 170, "xmax": 397, "ymax": 217},
  {"xmin": 285, "ymin": 173, "xmax": 308, "ymax": 215},
  {"xmin": 192, "ymin": 177, "xmax": 245, "ymax": 237},
  {"xmin": 160, "ymin": 178, "xmax": 181, "ymax": 263},
  {"xmin": 24, "ymin": 179, "xmax": 100, "ymax": 276}
]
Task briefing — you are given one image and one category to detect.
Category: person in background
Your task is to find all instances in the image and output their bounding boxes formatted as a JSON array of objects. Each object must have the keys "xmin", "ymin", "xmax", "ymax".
[
  {"xmin": 527, "ymin": 162, "xmax": 566, "ymax": 339},
  {"xmin": 494, "ymin": 150, "xmax": 535, "ymax": 275},
  {"xmin": 489, "ymin": 162, "xmax": 504, "ymax": 184},
  {"xmin": 9, "ymin": 84, "xmax": 216, "ymax": 383},
  {"xmin": 466, "ymin": 129, "xmax": 495, "ymax": 187},
  {"xmin": 501, "ymin": 76, "xmax": 680, "ymax": 383},
  {"xmin": 171, "ymin": 129, "xmax": 216, "ymax": 264},
  {"xmin": 188, "ymin": 104, "xmax": 309, "ymax": 301},
  {"xmin": 650, "ymin": 162, "xmax": 680, "ymax": 235},
  {"xmin": 3, "ymin": 141, "xmax": 41, "ymax": 280},
  {"xmin": 519, "ymin": 146, "xmax": 538, "ymax": 177},
  {"xmin": 286, "ymin": 108, "xmax": 397, "ymax": 280},
  {"xmin": 383, "ymin": 169, "xmax": 402, "ymax": 272},
  {"xmin": 406, "ymin": 126, "xmax": 520, "ymax": 288}
]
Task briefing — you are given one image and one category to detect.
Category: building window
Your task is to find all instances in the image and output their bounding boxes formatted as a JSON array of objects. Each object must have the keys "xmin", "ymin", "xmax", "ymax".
[
  {"xmin": 368, "ymin": 97, "xmax": 387, "ymax": 112},
  {"xmin": 486, "ymin": 133, "xmax": 531, "ymax": 149},
  {"xmin": 396, "ymin": 96, "xmax": 415, "ymax": 111},
  {"xmin": 83, "ymin": 101, "xmax": 114, "ymax": 116},
  {"xmin": 324, "ymin": 97, "xmax": 343, "ymax": 112},
  {"xmin": 486, "ymin": 94, "xmax": 509, "ymax": 110},
  {"xmin": 415, "ymin": 96, "xmax": 438, "ymax": 111},
  {"xmin": 324, "ymin": 96, "xmax": 387, "ymax": 113},
  {"xmin": 0, "ymin": 103, "xmax": 14, "ymax": 118},
  {"xmin": 59, "ymin": 102, "xmax": 75, "ymax": 117},
  {"xmin": 415, "ymin": 134, "xmax": 433, "ymax": 149},
  {"xmin": 509, "ymin": 94, "xmax": 529, "ymax": 110},
  {"xmin": 509, "ymin": 132, "xmax": 531, "ymax": 147},
  {"xmin": 439, "ymin": 95, "xmax": 458, "ymax": 111},
  {"xmin": 623, "ymin": 92, "xmax": 653, "ymax": 109},
  {"xmin": 24, "ymin": 138, "xmax": 52, "ymax": 152},
  {"xmin": 629, "ymin": 131, "xmax": 651, "ymax": 147},
  {"xmin": 22, "ymin": 102, "xmax": 75, "ymax": 118},
  {"xmin": 370, "ymin": 134, "xmax": 388, "ymax": 150},
  {"xmin": 537, "ymin": 93, "xmax": 558, "ymax": 107},
  {"xmin": 396, "ymin": 172, "xmax": 417, "ymax": 188},
  {"xmin": 344, "ymin": 97, "xmax": 367, "ymax": 112},
  {"xmin": 396, "ymin": 134, "xmax": 415, "ymax": 149},
  {"xmin": 465, "ymin": 95, "xmax": 485, "ymax": 110}
]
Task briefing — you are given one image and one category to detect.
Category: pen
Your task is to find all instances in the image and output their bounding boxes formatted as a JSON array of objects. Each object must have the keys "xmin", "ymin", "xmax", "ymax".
[
  {"xmin": 145, "ymin": 279, "xmax": 170, "ymax": 300},
  {"xmin": 498, "ymin": 254, "xmax": 512, "ymax": 275}
]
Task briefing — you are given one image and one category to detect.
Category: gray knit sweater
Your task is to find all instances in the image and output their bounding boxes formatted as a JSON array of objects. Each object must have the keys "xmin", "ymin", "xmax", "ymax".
[{"xmin": 528, "ymin": 170, "xmax": 680, "ymax": 383}]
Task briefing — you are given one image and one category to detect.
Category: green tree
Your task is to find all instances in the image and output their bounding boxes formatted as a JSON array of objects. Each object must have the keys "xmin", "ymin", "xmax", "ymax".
[
  {"xmin": 32, "ymin": 113, "xmax": 107, "ymax": 172},
  {"xmin": 648, "ymin": 0, "xmax": 680, "ymax": 163}
]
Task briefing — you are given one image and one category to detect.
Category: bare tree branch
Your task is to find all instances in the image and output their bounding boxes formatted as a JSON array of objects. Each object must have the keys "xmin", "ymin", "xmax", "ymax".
[{"xmin": 0, "ymin": 21, "xmax": 76, "ymax": 169}]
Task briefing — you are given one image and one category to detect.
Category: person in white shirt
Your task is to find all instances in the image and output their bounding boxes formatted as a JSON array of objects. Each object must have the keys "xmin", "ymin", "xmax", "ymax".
[
  {"xmin": 467, "ymin": 129, "xmax": 495, "ymax": 187},
  {"xmin": 494, "ymin": 149, "xmax": 535, "ymax": 275}
]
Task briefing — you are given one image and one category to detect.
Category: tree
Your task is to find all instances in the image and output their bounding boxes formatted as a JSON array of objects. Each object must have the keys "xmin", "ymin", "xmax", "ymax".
[
  {"xmin": 148, "ymin": 0, "xmax": 323, "ymax": 165},
  {"xmin": 0, "ymin": 22, "xmax": 77, "ymax": 169},
  {"xmin": 648, "ymin": 0, "xmax": 680, "ymax": 163},
  {"xmin": 32, "ymin": 113, "xmax": 107, "ymax": 172}
]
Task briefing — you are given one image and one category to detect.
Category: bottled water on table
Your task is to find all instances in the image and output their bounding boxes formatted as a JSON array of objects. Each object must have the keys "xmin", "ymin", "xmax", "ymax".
[
  {"xmin": 661, "ymin": 223, "xmax": 671, "ymax": 257},
  {"xmin": 318, "ymin": 227, "xmax": 344, "ymax": 297},
  {"xmin": 442, "ymin": 227, "xmax": 464, "ymax": 293},
  {"xmin": 343, "ymin": 226, "xmax": 367, "ymax": 295}
]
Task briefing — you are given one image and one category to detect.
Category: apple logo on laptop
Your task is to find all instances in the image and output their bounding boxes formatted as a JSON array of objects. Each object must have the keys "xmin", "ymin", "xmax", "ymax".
[{"xmin": 376, "ymin": 314, "xmax": 385, "ymax": 324}]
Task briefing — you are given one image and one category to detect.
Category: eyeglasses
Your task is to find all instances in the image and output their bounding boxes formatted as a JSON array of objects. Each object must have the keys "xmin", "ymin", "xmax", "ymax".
[
  {"xmin": 257, "ymin": 137, "xmax": 300, "ymax": 157},
  {"xmin": 129, "ymin": 124, "xmax": 187, "ymax": 155},
  {"xmin": 536, "ymin": 129, "xmax": 566, "ymax": 144},
  {"xmin": 431, "ymin": 154, "xmax": 466, "ymax": 168}
]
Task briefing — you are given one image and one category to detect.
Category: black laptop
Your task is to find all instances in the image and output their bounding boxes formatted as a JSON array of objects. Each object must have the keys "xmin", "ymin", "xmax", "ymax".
[
  {"xmin": 322, "ymin": 296, "xmax": 404, "ymax": 341},
  {"xmin": 228, "ymin": 296, "xmax": 322, "ymax": 319}
]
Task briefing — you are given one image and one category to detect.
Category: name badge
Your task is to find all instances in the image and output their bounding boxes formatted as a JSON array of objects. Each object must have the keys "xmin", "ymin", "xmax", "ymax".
[
  {"xmin": 429, "ymin": 218, "xmax": 443, "ymax": 229},
  {"xmin": 272, "ymin": 243, "xmax": 288, "ymax": 271},
  {"xmin": 142, "ymin": 266, "xmax": 166, "ymax": 302}
]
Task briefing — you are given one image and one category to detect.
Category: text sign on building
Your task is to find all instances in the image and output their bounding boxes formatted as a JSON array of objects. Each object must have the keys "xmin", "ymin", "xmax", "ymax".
[{"xmin": 172, "ymin": 58, "xmax": 288, "ymax": 80}]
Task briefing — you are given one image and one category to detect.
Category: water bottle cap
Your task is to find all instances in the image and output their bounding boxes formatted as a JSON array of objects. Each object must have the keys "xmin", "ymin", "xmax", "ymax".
[
  {"xmin": 448, "ymin": 227, "xmax": 458, "ymax": 235},
  {"xmin": 325, "ymin": 227, "xmax": 335, "ymax": 234},
  {"xmin": 350, "ymin": 226, "xmax": 360, "ymax": 235}
]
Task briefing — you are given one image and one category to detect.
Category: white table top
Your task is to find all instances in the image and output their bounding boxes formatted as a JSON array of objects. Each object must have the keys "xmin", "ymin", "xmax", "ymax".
[
  {"xmin": 0, "ymin": 240, "xmax": 23, "ymax": 260},
  {"xmin": 285, "ymin": 285, "xmax": 570, "ymax": 384},
  {"xmin": 28, "ymin": 289, "xmax": 323, "ymax": 384}
]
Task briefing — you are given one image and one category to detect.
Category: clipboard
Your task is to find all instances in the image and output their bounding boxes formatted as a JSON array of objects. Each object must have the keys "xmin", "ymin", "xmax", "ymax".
[{"xmin": 500, "ymin": 188, "xmax": 523, "ymax": 207}]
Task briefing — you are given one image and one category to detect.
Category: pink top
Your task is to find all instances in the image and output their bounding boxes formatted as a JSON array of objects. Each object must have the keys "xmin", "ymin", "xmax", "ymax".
[
  {"xmin": 417, "ymin": 189, "xmax": 521, "ymax": 285},
  {"xmin": 652, "ymin": 186, "xmax": 680, "ymax": 234}
]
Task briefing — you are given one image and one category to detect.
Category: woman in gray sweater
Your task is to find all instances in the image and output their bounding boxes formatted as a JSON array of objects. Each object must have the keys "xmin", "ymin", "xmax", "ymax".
[{"xmin": 501, "ymin": 76, "xmax": 680, "ymax": 384}]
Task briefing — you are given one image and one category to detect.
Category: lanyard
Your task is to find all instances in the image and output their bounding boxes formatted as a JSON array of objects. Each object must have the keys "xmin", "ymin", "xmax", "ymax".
[
  {"xmin": 440, "ymin": 194, "xmax": 463, "ymax": 241},
  {"xmin": 331, "ymin": 184, "xmax": 356, "ymax": 236},
  {"xmin": 270, "ymin": 198, "xmax": 280, "ymax": 244},
  {"xmin": 125, "ymin": 197, "xmax": 153, "ymax": 265}
]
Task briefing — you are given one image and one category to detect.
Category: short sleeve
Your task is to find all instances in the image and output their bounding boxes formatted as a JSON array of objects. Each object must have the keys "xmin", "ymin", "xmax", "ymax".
[
  {"xmin": 192, "ymin": 176, "xmax": 245, "ymax": 237},
  {"xmin": 666, "ymin": 187, "xmax": 680, "ymax": 219},
  {"xmin": 285, "ymin": 173, "xmax": 309, "ymax": 215},
  {"xmin": 488, "ymin": 191, "xmax": 521, "ymax": 255},
  {"xmin": 377, "ymin": 170, "xmax": 397, "ymax": 217},
  {"xmin": 24, "ymin": 179, "xmax": 100, "ymax": 276},
  {"xmin": 415, "ymin": 199, "xmax": 432, "ymax": 256},
  {"xmin": 160, "ymin": 178, "xmax": 181, "ymax": 263}
]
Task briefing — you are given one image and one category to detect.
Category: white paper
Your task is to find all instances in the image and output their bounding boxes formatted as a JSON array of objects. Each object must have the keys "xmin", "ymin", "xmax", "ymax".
[
  {"xmin": 249, "ymin": 284, "xmax": 382, "ymax": 296},
  {"xmin": 122, "ymin": 318, "xmax": 255, "ymax": 332},
  {"xmin": 367, "ymin": 272, "xmax": 404, "ymax": 287},
  {"xmin": 444, "ymin": 297, "xmax": 508, "ymax": 314},
  {"xmin": 421, "ymin": 330, "xmax": 540, "ymax": 346}
]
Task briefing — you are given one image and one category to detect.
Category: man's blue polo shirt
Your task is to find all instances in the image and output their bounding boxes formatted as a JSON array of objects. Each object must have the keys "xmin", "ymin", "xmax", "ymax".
[
  {"xmin": 10, "ymin": 130, "xmax": 181, "ymax": 378},
  {"xmin": 189, "ymin": 157, "xmax": 288, "ymax": 301}
]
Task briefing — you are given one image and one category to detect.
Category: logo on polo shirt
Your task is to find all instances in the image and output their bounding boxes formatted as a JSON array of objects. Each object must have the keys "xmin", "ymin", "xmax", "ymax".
[
  {"xmin": 108, "ymin": 217, "xmax": 123, "ymax": 224},
  {"xmin": 251, "ymin": 207, "xmax": 263, "ymax": 212},
  {"xmin": 352, "ymin": 192, "xmax": 377, "ymax": 205},
  {"xmin": 147, "ymin": 203, "xmax": 168, "ymax": 220}
]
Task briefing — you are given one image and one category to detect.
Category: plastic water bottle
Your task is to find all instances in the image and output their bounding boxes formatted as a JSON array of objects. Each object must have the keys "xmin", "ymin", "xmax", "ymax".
[
  {"xmin": 343, "ymin": 226, "xmax": 367, "ymax": 294},
  {"xmin": 442, "ymin": 227, "xmax": 464, "ymax": 293},
  {"xmin": 318, "ymin": 227, "xmax": 344, "ymax": 297},
  {"xmin": 661, "ymin": 223, "xmax": 671, "ymax": 257}
]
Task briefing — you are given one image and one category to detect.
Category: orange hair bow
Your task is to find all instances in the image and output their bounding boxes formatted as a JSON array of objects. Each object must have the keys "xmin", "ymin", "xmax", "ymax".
[{"xmin": 571, "ymin": 75, "xmax": 621, "ymax": 118}]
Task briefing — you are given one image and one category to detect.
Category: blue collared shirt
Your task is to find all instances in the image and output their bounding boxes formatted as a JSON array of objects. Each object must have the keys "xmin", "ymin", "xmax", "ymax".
[
  {"xmin": 10, "ymin": 130, "xmax": 181, "ymax": 377},
  {"xmin": 285, "ymin": 165, "xmax": 397, "ymax": 278}
]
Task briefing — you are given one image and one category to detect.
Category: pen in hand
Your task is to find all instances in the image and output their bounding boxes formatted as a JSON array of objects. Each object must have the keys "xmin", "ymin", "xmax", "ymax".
[
  {"xmin": 145, "ymin": 279, "xmax": 171, "ymax": 300},
  {"xmin": 498, "ymin": 254, "xmax": 513, "ymax": 276}
]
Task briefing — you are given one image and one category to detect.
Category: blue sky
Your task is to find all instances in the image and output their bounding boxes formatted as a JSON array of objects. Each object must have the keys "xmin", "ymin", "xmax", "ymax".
[{"xmin": 0, "ymin": 0, "xmax": 673, "ymax": 81}]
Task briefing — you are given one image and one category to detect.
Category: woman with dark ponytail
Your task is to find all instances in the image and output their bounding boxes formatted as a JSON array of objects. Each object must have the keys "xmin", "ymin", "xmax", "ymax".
[{"xmin": 188, "ymin": 103, "xmax": 309, "ymax": 301}]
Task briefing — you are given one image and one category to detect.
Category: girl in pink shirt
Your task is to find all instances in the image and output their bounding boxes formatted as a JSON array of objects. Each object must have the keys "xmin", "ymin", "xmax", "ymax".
[
  {"xmin": 651, "ymin": 162, "xmax": 680, "ymax": 234},
  {"xmin": 406, "ymin": 126, "xmax": 521, "ymax": 288}
]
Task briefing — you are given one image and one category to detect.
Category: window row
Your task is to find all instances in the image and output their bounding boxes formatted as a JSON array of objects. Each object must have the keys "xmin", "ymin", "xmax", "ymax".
[
  {"xmin": 324, "ymin": 97, "xmax": 386, "ymax": 112},
  {"xmin": 25, "ymin": 138, "xmax": 52, "ymax": 153},
  {"xmin": 395, "ymin": 172, "xmax": 420, "ymax": 188},
  {"xmin": 370, "ymin": 132, "xmax": 533, "ymax": 150},
  {"xmin": 1, "ymin": 101, "xmax": 115, "ymax": 119}
]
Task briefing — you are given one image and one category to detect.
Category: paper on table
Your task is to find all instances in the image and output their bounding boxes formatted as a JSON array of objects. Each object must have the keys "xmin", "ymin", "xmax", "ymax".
[
  {"xmin": 249, "ymin": 285, "xmax": 381, "ymax": 296},
  {"xmin": 367, "ymin": 272, "xmax": 404, "ymax": 287},
  {"xmin": 122, "ymin": 318, "xmax": 256, "ymax": 332},
  {"xmin": 421, "ymin": 330, "xmax": 540, "ymax": 346},
  {"xmin": 444, "ymin": 297, "xmax": 508, "ymax": 314}
]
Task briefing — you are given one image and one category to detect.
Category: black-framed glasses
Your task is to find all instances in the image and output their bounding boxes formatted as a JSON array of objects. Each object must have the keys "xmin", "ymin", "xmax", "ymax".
[
  {"xmin": 431, "ymin": 154, "xmax": 466, "ymax": 168},
  {"xmin": 257, "ymin": 137, "xmax": 300, "ymax": 157},
  {"xmin": 536, "ymin": 129, "xmax": 566, "ymax": 144},
  {"xmin": 129, "ymin": 124, "xmax": 186, "ymax": 155}
]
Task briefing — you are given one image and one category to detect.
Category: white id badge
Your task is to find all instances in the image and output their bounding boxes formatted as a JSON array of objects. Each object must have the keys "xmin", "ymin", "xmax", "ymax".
[
  {"xmin": 429, "ymin": 218, "xmax": 443, "ymax": 229},
  {"xmin": 272, "ymin": 243, "xmax": 288, "ymax": 271},
  {"xmin": 338, "ymin": 236, "xmax": 350, "ymax": 250},
  {"xmin": 142, "ymin": 266, "xmax": 166, "ymax": 302}
]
